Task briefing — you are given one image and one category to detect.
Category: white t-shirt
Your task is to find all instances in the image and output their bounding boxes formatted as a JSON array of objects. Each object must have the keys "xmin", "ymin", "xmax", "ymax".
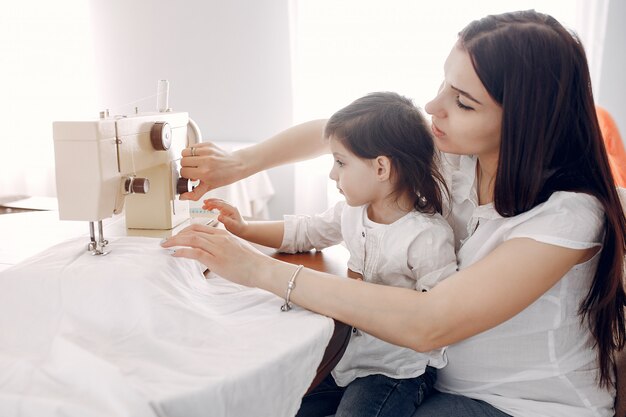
[
  {"xmin": 436, "ymin": 154, "xmax": 614, "ymax": 417},
  {"xmin": 280, "ymin": 201, "xmax": 457, "ymax": 386}
]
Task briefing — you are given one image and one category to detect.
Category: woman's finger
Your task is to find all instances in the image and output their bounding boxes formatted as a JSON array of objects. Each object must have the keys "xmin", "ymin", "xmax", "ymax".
[
  {"xmin": 161, "ymin": 225, "xmax": 223, "ymax": 247},
  {"xmin": 179, "ymin": 180, "xmax": 210, "ymax": 201},
  {"xmin": 181, "ymin": 141, "xmax": 220, "ymax": 158},
  {"xmin": 163, "ymin": 230, "xmax": 226, "ymax": 260}
]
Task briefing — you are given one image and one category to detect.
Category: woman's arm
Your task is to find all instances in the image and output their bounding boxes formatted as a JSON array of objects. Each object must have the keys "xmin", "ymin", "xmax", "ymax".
[
  {"xmin": 180, "ymin": 119, "xmax": 329, "ymax": 201},
  {"xmin": 162, "ymin": 225, "xmax": 594, "ymax": 351}
]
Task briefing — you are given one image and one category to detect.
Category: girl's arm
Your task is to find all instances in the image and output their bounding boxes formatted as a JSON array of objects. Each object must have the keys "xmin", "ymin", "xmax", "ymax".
[
  {"xmin": 162, "ymin": 225, "xmax": 594, "ymax": 351},
  {"xmin": 180, "ymin": 119, "xmax": 329, "ymax": 201},
  {"xmin": 203, "ymin": 198, "xmax": 285, "ymax": 248},
  {"xmin": 236, "ymin": 221, "xmax": 285, "ymax": 249}
]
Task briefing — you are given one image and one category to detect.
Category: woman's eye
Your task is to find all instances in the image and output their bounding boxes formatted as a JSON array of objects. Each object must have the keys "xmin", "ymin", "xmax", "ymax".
[
  {"xmin": 335, "ymin": 160, "xmax": 345, "ymax": 167},
  {"xmin": 455, "ymin": 96, "xmax": 474, "ymax": 111}
]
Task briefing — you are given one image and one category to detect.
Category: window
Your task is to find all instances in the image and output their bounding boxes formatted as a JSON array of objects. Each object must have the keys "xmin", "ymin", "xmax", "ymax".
[{"xmin": 290, "ymin": 0, "xmax": 577, "ymax": 214}]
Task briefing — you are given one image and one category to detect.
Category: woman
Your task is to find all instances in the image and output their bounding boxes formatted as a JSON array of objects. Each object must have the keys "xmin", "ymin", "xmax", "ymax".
[{"xmin": 163, "ymin": 10, "xmax": 626, "ymax": 416}]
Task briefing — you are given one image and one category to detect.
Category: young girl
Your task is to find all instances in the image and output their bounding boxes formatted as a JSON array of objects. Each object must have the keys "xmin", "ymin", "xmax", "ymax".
[
  {"xmin": 165, "ymin": 10, "xmax": 626, "ymax": 416},
  {"xmin": 201, "ymin": 92, "xmax": 456, "ymax": 417}
]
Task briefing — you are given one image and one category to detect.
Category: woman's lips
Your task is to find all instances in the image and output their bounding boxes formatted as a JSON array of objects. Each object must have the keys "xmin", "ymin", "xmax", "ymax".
[{"xmin": 431, "ymin": 123, "xmax": 445, "ymax": 138}]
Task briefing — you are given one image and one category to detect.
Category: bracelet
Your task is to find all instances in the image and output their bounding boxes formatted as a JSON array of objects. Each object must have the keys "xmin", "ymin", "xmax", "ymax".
[{"xmin": 281, "ymin": 264, "xmax": 304, "ymax": 312}]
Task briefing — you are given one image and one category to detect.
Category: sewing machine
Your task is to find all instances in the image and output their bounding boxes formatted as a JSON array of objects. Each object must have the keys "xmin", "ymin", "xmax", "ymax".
[{"xmin": 53, "ymin": 81, "xmax": 201, "ymax": 255}]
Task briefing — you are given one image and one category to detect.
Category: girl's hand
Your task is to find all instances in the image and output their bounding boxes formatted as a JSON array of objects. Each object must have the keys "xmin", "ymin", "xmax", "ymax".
[
  {"xmin": 161, "ymin": 224, "xmax": 273, "ymax": 287},
  {"xmin": 203, "ymin": 198, "xmax": 248, "ymax": 236}
]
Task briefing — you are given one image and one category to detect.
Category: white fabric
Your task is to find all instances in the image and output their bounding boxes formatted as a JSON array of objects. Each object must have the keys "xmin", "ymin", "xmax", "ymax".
[
  {"xmin": 436, "ymin": 155, "xmax": 615, "ymax": 417},
  {"xmin": 0, "ymin": 237, "xmax": 333, "ymax": 417},
  {"xmin": 280, "ymin": 201, "xmax": 457, "ymax": 386}
]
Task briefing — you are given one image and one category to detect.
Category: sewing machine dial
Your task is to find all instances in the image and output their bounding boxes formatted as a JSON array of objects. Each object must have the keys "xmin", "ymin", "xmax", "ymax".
[{"xmin": 150, "ymin": 121, "xmax": 172, "ymax": 150}]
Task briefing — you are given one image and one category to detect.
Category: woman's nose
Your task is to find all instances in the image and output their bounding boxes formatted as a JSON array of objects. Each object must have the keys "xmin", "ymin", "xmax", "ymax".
[{"xmin": 425, "ymin": 95, "xmax": 443, "ymax": 117}]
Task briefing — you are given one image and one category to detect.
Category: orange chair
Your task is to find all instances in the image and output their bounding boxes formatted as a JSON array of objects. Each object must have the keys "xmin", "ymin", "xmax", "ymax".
[{"xmin": 597, "ymin": 106, "xmax": 626, "ymax": 188}]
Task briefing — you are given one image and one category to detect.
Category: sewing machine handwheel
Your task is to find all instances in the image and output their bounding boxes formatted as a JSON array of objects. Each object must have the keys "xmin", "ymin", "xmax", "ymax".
[
  {"xmin": 177, "ymin": 177, "xmax": 193, "ymax": 195},
  {"xmin": 150, "ymin": 122, "xmax": 172, "ymax": 150}
]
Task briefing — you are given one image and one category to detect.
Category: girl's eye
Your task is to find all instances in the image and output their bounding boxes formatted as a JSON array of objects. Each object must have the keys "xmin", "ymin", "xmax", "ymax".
[
  {"xmin": 335, "ymin": 159, "xmax": 345, "ymax": 167},
  {"xmin": 455, "ymin": 96, "xmax": 474, "ymax": 111}
]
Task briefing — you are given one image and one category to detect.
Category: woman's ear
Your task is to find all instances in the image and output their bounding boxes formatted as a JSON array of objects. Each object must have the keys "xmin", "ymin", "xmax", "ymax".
[{"xmin": 375, "ymin": 156, "xmax": 392, "ymax": 181}]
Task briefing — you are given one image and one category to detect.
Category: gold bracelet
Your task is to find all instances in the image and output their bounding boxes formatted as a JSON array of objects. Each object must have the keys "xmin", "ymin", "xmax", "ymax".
[{"xmin": 281, "ymin": 264, "xmax": 304, "ymax": 312}]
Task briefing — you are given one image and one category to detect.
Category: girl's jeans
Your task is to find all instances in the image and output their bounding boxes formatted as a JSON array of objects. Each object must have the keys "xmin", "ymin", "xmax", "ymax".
[
  {"xmin": 411, "ymin": 391, "xmax": 512, "ymax": 417},
  {"xmin": 296, "ymin": 367, "xmax": 437, "ymax": 417}
]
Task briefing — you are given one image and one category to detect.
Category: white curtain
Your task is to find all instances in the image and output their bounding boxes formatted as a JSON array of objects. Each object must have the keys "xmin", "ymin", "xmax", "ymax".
[
  {"xmin": 290, "ymin": 0, "xmax": 579, "ymax": 215},
  {"xmin": 575, "ymin": 0, "xmax": 611, "ymax": 97},
  {"xmin": 0, "ymin": 1, "xmax": 97, "ymax": 199},
  {"xmin": 0, "ymin": 0, "xmax": 591, "ymax": 212}
]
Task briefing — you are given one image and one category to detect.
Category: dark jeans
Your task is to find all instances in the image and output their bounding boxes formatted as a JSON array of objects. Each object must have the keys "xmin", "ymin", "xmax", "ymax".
[
  {"xmin": 296, "ymin": 367, "xmax": 437, "ymax": 417},
  {"xmin": 411, "ymin": 391, "xmax": 512, "ymax": 417}
]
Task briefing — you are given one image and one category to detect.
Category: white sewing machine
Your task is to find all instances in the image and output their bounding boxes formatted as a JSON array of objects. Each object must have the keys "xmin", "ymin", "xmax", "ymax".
[{"xmin": 53, "ymin": 80, "xmax": 201, "ymax": 255}]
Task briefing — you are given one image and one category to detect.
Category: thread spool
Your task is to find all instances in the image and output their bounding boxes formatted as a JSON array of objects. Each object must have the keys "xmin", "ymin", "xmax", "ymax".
[{"xmin": 157, "ymin": 80, "xmax": 169, "ymax": 112}]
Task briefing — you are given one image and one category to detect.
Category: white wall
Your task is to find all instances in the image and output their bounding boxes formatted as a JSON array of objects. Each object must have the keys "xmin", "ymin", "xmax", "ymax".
[
  {"xmin": 596, "ymin": 0, "xmax": 626, "ymax": 144},
  {"xmin": 3, "ymin": 2, "xmax": 621, "ymax": 219},
  {"xmin": 88, "ymin": 0, "xmax": 295, "ymax": 218}
]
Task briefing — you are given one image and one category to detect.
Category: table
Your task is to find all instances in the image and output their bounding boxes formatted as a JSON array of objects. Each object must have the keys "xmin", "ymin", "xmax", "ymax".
[{"xmin": 0, "ymin": 209, "xmax": 351, "ymax": 416}]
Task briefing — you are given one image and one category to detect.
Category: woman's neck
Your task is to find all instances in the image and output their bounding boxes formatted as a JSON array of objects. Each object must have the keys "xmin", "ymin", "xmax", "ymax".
[{"xmin": 476, "ymin": 156, "xmax": 498, "ymax": 205}]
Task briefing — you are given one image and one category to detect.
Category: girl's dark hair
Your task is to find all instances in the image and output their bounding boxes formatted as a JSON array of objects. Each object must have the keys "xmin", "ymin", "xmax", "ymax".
[
  {"xmin": 459, "ymin": 10, "xmax": 626, "ymax": 387},
  {"xmin": 324, "ymin": 92, "xmax": 448, "ymax": 215}
]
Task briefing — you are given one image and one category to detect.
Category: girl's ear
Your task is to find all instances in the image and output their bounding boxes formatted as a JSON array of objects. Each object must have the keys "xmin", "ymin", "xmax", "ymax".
[{"xmin": 375, "ymin": 156, "xmax": 392, "ymax": 181}]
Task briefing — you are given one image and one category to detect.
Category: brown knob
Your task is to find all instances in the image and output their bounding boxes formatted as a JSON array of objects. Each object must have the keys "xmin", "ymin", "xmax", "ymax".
[
  {"xmin": 150, "ymin": 122, "xmax": 172, "ymax": 150},
  {"xmin": 177, "ymin": 177, "xmax": 192, "ymax": 195},
  {"xmin": 133, "ymin": 177, "xmax": 150, "ymax": 194},
  {"xmin": 125, "ymin": 177, "xmax": 150, "ymax": 194}
]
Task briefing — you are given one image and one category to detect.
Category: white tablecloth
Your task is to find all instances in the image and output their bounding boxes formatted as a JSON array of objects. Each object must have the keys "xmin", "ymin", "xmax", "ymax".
[{"xmin": 0, "ymin": 236, "xmax": 333, "ymax": 417}]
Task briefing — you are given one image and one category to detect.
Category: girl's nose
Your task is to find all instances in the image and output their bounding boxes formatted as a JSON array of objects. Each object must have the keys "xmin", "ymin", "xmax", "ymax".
[{"xmin": 329, "ymin": 166, "xmax": 338, "ymax": 181}]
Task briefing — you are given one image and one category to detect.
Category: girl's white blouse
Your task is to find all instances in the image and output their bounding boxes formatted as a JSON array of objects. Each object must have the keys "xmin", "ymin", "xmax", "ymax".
[
  {"xmin": 437, "ymin": 154, "xmax": 614, "ymax": 417},
  {"xmin": 279, "ymin": 202, "xmax": 457, "ymax": 386}
]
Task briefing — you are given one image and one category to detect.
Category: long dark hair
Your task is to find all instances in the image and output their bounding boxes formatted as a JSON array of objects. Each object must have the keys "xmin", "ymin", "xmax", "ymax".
[
  {"xmin": 459, "ymin": 10, "xmax": 626, "ymax": 387},
  {"xmin": 324, "ymin": 92, "xmax": 448, "ymax": 214}
]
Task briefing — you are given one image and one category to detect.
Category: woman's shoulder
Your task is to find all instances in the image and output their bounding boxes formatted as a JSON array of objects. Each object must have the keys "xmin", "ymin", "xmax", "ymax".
[
  {"xmin": 534, "ymin": 191, "xmax": 603, "ymax": 217},
  {"xmin": 512, "ymin": 191, "xmax": 604, "ymax": 228},
  {"xmin": 505, "ymin": 191, "xmax": 605, "ymax": 247}
]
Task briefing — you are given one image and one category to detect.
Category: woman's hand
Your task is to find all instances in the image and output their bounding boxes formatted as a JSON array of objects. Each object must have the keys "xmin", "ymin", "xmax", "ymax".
[
  {"xmin": 203, "ymin": 198, "xmax": 248, "ymax": 236},
  {"xmin": 179, "ymin": 120, "xmax": 330, "ymax": 201},
  {"xmin": 179, "ymin": 142, "xmax": 248, "ymax": 201},
  {"xmin": 161, "ymin": 224, "xmax": 273, "ymax": 287}
]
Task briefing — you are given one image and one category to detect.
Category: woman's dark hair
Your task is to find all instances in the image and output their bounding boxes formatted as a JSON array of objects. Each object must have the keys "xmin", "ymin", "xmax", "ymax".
[
  {"xmin": 459, "ymin": 10, "xmax": 626, "ymax": 387},
  {"xmin": 324, "ymin": 92, "xmax": 448, "ymax": 215}
]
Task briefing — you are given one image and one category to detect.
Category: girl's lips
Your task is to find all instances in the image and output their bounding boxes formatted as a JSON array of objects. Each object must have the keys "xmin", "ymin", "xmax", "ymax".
[{"xmin": 431, "ymin": 123, "xmax": 445, "ymax": 138}]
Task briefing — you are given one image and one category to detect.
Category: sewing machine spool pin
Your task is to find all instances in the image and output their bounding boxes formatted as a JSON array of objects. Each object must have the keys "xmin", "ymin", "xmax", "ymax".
[{"xmin": 88, "ymin": 220, "xmax": 109, "ymax": 256}]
